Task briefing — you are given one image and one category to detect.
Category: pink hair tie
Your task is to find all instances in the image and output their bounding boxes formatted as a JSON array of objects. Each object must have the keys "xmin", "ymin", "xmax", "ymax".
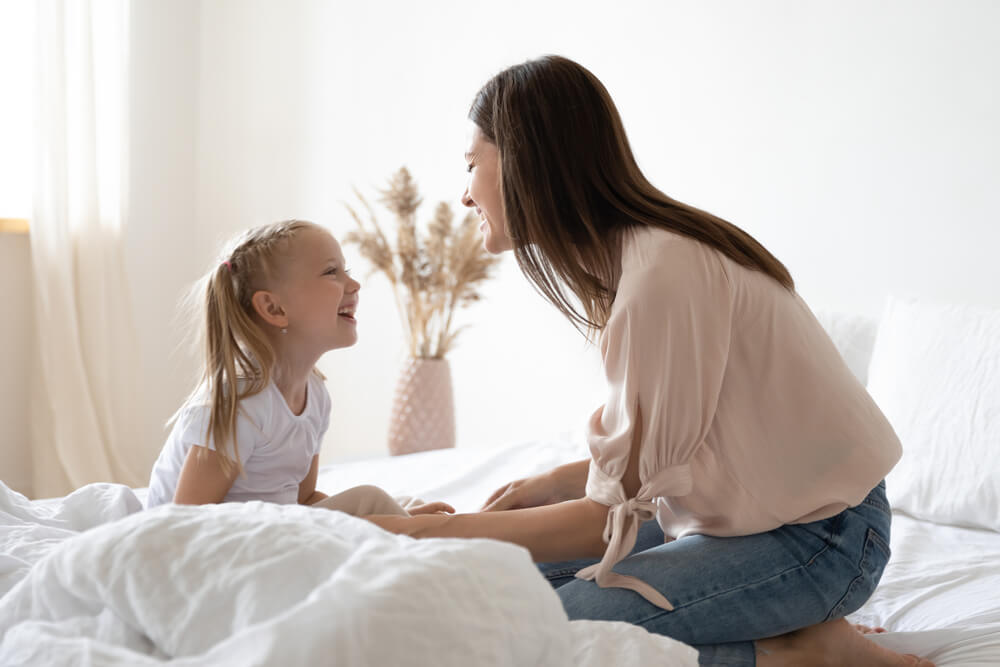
[{"xmin": 222, "ymin": 260, "xmax": 232, "ymax": 272}]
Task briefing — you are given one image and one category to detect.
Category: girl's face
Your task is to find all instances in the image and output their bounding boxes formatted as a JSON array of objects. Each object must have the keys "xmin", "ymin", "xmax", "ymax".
[
  {"xmin": 461, "ymin": 123, "xmax": 512, "ymax": 254},
  {"xmin": 276, "ymin": 227, "xmax": 361, "ymax": 352}
]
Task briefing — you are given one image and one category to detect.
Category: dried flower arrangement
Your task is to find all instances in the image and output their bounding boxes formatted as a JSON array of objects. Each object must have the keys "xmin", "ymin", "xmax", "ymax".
[{"xmin": 344, "ymin": 167, "xmax": 502, "ymax": 359}]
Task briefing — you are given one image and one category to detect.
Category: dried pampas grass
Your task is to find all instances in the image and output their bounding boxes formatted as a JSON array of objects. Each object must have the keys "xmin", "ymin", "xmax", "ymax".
[{"xmin": 344, "ymin": 167, "xmax": 501, "ymax": 359}]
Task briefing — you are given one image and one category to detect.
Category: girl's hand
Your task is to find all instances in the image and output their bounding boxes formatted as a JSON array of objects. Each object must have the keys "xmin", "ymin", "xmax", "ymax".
[
  {"xmin": 408, "ymin": 501, "xmax": 456, "ymax": 515},
  {"xmin": 480, "ymin": 459, "xmax": 590, "ymax": 512}
]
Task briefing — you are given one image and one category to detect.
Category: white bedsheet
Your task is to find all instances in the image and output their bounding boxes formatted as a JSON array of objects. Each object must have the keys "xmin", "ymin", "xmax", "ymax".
[
  {"xmin": 0, "ymin": 468, "xmax": 696, "ymax": 666},
  {"xmin": 320, "ymin": 441, "xmax": 1000, "ymax": 666},
  {"xmin": 5, "ymin": 438, "xmax": 998, "ymax": 665},
  {"xmin": 850, "ymin": 513, "xmax": 1000, "ymax": 666},
  {"xmin": 317, "ymin": 438, "xmax": 593, "ymax": 514}
]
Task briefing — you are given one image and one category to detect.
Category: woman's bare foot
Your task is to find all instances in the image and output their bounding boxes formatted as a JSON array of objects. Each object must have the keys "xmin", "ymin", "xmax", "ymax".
[
  {"xmin": 854, "ymin": 623, "xmax": 888, "ymax": 634},
  {"xmin": 756, "ymin": 618, "xmax": 934, "ymax": 667}
]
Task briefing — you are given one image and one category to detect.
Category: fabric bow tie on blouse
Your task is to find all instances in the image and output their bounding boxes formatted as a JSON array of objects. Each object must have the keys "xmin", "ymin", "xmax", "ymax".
[{"xmin": 577, "ymin": 458, "xmax": 693, "ymax": 611}]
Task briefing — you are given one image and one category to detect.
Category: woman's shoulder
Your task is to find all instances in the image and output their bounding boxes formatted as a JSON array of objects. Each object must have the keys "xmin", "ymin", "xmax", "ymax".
[
  {"xmin": 622, "ymin": 225, "xmax": 723, "ymax": 273},
  {"xmin": 618, "ymin": 225, "xmax": 732, "ymax": 298}
]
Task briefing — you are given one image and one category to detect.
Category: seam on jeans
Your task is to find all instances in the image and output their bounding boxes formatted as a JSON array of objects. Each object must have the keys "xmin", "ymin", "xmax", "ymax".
[
  {"xmin": 866, "ymin": 526, "xmax": 890, "ymax": 557},
  {"xmin": 858, "ymin": 480, "xmax": 891, "ymax": 514},
  {"xmin": 631, "ymin": 534, "xmax": 838, "ymax": 627},
  {"xmin": 860, "ymin": 490, "xmax": 891, "ymax": 515},
  {"xmin": 824, "ymin": 527, "xmax": 889, "ymax": 621}
]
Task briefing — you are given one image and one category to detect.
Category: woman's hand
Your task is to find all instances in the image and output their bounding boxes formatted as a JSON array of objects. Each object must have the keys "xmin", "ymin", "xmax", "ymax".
[{"xmin": 481, "ymin": 459, "xmax": 590, "ymax": 512}]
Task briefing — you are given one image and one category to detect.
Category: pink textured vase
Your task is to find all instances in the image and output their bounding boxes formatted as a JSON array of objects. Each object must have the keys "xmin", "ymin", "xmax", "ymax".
[{"xmin": 387, "ymin": 357, "xmax": 456, "ymax": 456}]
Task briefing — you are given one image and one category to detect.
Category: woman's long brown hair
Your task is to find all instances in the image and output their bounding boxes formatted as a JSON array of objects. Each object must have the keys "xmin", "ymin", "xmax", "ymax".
[{"xmin": 469, "ymin": 55, "xmax": 794, "ymax": 335}]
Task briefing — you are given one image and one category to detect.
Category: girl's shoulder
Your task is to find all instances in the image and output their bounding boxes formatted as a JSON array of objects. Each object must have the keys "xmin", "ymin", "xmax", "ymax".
[
  {"xmin": 307, "ymin": 370, "xmax": 332, "ymax": 419},
  {"xmin": 173, "ymin": 378, "xmax": 278, "ymax": 436}
]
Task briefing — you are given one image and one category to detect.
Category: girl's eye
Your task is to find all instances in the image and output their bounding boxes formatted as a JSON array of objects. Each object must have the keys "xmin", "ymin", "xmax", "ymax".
[
  {"xmin": 324, "ymin": 267, "xmax": 338, "ymax": 276},
  {"xmin": 466, "ymin": 163, "xmax": 474, "ymax": 173}
]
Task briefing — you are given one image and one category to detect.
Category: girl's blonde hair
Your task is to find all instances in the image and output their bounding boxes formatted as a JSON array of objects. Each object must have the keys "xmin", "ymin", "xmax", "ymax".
[{"xmin": 183, "ymin": 219, "xmax": 319, "ymax": 477}]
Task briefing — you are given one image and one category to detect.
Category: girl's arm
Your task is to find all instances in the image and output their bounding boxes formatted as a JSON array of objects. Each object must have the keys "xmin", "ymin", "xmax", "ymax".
[
  {"xmin": 173, "ymin": 445, "xmax": 237, "ymax": 504},
  {"xmin": 370, "ymin": 421, "xmax": 644, "ymax": 561},
  {"xmin": 366, "ymin": 496, "xmax": 610, "ymax": 563},
  {"xmin": 298, "ymin": 455, "xmax": 328, "ymax": 505}
]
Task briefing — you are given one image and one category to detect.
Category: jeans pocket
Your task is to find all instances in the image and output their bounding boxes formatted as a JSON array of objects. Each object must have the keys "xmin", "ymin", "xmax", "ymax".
[
  {"xmin": 825, "ymin": 527, "xmax": 891, "ymax": 621},
  {"xmin": 861, "ymin": 480, "xmax": 891, "ymax": 515}
]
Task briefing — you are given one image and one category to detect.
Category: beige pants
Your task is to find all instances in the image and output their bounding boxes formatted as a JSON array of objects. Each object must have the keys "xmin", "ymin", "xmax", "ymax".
[{"xmin": 313, "ymin": 484, "xmax": 412, "ymax": 517}]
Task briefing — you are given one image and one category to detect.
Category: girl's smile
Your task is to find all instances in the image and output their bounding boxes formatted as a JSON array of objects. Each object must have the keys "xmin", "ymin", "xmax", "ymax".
[{"xmin": 338, "ymin": 299, "xmax": 358, "ymax": 324}]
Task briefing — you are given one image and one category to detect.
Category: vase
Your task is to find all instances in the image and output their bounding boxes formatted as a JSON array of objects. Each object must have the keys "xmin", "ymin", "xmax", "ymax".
[{"xmin": 387, "ymin": 357, "xmax": 456, "ymax": 456}]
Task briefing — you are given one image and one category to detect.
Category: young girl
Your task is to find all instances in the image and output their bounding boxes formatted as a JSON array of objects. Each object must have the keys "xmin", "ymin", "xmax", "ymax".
[{"xmin": 146, "ymin": 220, "xmax": 452, "ymax": 518}]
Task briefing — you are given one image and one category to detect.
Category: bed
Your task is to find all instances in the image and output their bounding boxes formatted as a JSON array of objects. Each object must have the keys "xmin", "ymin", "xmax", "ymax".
[
  {"xmin": 320, "ymin": 438, "xmax": 1000, "ymax": 666},
  {"xmin": 2, "ymin": 297, "xmax": 998, "ymax": 665}
]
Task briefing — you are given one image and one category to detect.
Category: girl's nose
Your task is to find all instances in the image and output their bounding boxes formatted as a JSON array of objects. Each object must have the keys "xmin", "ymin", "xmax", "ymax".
[{"xmin": 460, "ymin": 188, "xmax": 474, "ymax": 208}]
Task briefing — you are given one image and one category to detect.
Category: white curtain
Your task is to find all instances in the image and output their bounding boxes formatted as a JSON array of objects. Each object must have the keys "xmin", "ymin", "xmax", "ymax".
[{"xmin": 31, "ymin": 0, "xmax": 147, "ymax": 497}]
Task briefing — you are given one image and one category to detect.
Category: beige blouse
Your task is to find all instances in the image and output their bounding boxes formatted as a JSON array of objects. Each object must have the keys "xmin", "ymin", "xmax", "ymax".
[{"xmin": 576, "ymin": 226, "xmax": 901, "ymax": 610}]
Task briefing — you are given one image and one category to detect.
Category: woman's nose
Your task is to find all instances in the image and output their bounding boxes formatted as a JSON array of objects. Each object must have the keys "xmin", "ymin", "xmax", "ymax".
[{"xmin": 460, "ymin": 187, "xmax": 473, "ymax": 208}]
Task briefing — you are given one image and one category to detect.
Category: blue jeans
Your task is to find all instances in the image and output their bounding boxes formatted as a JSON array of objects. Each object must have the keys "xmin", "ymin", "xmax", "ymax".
[{"xmin": 539, "ymin": 481, "xmax": 892, "ymax": 666}]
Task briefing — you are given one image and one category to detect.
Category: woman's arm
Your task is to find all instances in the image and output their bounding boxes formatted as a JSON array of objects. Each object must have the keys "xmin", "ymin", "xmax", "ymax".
[
  {"xmin": 298, "ymin": 455, "xmax": 328, "ymax": 505},
  {"xmin": 367, "ymin": 496, "xmax": 610, "ymax": 563},
  {"xmin": 481, "ymin": 458, "xmax": 590, "ymax": 511},
  {"xmin": 173, "ymin": 445, "xmax": 237, "ymax": 504}
]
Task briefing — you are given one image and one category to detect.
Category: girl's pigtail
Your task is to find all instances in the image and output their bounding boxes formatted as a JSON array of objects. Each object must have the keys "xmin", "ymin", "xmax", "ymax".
[
  {"xmin": 188, "ymin": 220, "xmax": 310, "ymax": 478},
  {"xmin": 204, "ymin": 262, "xmax": 245, "ymax": 477}
]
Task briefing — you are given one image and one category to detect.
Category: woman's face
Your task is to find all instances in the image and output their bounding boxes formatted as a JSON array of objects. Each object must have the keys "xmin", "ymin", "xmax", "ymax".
[{"xmin": 461, "ymin": 123, "xmax": 512, "ymax": 254}]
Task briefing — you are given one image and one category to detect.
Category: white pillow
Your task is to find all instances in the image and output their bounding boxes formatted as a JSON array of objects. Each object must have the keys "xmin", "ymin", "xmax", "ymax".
[
  {"xmin": 813, "ymin": 310, "xmax": 879, "ymax": 385},
  {"xmin": 866, "ymin": 296, "xmax": 1000, "ymax": 532}
]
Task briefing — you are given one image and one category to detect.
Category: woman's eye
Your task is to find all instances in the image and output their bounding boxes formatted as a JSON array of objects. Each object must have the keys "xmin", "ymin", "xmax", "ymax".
[
  {"xmin": 325, "ymin": 268, "xmax": 338, "ymax": 276},
  {"xmin": 466, "ymin": 163, "xmax": 474, "ymax": 173}
]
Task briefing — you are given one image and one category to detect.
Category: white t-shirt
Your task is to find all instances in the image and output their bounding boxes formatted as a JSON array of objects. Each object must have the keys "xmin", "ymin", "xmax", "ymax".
[{"xmin": 145, "ymin": 372, "xmax": 331, "ymax": 508}]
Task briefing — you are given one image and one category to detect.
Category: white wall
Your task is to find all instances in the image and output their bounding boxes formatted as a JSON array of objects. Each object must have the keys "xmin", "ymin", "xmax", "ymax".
[
  {"xmin": 0, "ymin": 0, "xmax": 35, "ymax": 495},
  {"xmin": 8, "ymin": 0, "xmax": 992, "ymax": 484},
  {"xmin": 0, "ymin": 234, "xmax": 33, "ymax": 495},
  {"xmin": 124, "ymin": 0, "xmax": 202, "ymax": 471},
  {"xmin": 190, "ymin": 0, "xmax": 1000, "ymax": 464},
  {"xmin": 195, "ymin": 0, "xmax": 615, "ymax": 461}
]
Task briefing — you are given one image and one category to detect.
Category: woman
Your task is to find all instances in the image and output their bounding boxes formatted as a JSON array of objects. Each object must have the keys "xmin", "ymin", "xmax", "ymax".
[{"xmin": 368, "ymin": 55, "xmax": 932, "ymax": 667}]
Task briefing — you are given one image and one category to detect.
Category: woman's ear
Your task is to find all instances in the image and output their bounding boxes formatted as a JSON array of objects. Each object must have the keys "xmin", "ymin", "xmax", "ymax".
[{"xmin": 251, "ymin": 290, "xmax": 288, "ymax": 329}]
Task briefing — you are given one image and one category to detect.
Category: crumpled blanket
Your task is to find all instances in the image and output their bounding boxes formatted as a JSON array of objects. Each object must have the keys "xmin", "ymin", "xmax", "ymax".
[{"xmin": 0, "ymin": 481, "xmax": 697, "ymax": 666}]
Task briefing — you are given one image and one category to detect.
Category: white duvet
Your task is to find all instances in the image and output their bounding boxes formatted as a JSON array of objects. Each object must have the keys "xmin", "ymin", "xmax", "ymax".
[{"xmin": 0, "ymin": 481, "xmax": 697, "ymax": 666}]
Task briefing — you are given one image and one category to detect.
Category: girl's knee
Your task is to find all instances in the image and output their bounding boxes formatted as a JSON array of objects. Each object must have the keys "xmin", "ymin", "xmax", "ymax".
[{"xmin": 351, "ymin": 484, "xmax": 392, "ymax": 499}]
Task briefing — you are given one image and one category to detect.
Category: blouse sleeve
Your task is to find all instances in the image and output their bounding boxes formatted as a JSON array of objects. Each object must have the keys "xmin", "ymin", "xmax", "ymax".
[{"xmin": 577, "ymin": 240, "xmax": 733, "ymax": 609}]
